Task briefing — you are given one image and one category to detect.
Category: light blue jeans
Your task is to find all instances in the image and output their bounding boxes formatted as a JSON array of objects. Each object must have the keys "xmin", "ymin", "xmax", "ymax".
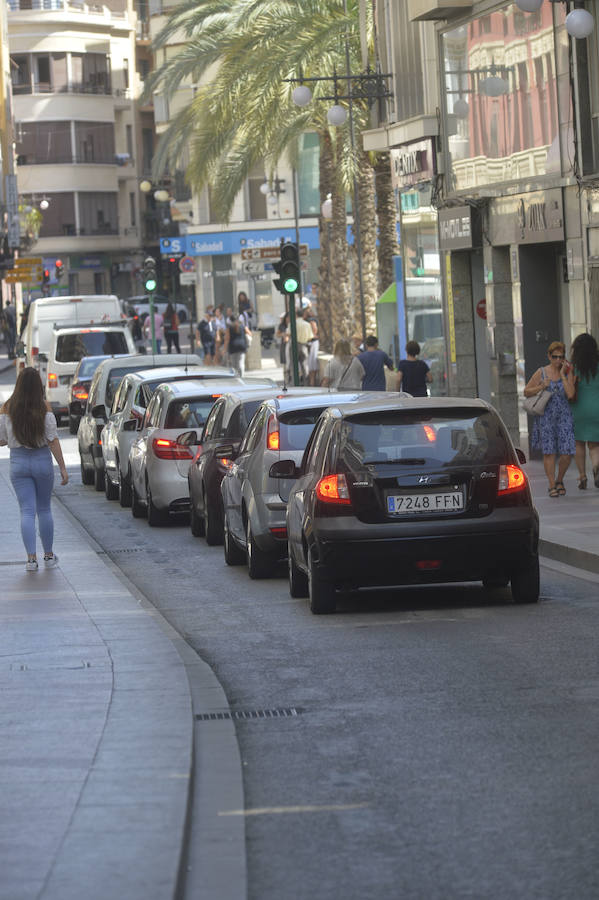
[{"xmin": 10, "ymin": 447, "xmax": 54, "ymax": 556}]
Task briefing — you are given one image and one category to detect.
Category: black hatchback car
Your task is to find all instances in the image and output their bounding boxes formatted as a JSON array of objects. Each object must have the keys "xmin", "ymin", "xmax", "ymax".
[{"xmin": 276, "ymin": 396, "xmax": 539, "ymax": 614}]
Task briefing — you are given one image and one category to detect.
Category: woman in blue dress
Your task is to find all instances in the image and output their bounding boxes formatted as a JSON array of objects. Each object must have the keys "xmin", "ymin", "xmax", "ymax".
[{"xmin": 524, "ymin": 340, "xmax": 576, "ymax": 496}]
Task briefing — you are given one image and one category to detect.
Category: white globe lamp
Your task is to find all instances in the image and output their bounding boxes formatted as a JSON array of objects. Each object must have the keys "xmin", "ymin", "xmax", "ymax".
[
  {"xmin": 39, "ymin": 199, "xmax": 49, "ymax": 210},
  {"xmin": 480, "ymin": 76, "xmax": 508, "ymax": 97},
  {"xmin": 514, "ymin": 0, "xmax": 543, "ymax": 11},
  {"xmin": 565, "ymin": 8, "xmax": 594, "ymax": 39},
  {"xmin": 267, "ymin": 193, "xmax": 277, "ymax": 206},
  {"xmin": 139, "ymin": 180, "xmax": 152, "ymax": 193},
  {"xmin": 259, "ymin": 181, "xmax": 270, "ymax": 195},
  {"xmin": 292, "ymin": 85, "xmax": 312, "ymax": 107},
  {"xmin": 327, "ymin": 104, "xmax": 347, "ymax": 126},
  {"xmin": 453, "ymin": 98, "xmax": 469, "ymax": 118},
  {"xmin": 154, "ymin": 189, "xmax": 169, "ymax": 202}
]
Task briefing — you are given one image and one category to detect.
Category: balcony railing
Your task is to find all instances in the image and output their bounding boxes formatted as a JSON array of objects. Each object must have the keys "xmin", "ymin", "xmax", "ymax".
[
  {"xmin": 8, "ymin": 0, "xmax": 126, "ymax": 13},
  {"xmin": 17, "ymin": 153, "xmax": 119, "ymax": 165},
  {"xmin": 12, "ymin": 81, "xmax": 112, "ymax": 95}
]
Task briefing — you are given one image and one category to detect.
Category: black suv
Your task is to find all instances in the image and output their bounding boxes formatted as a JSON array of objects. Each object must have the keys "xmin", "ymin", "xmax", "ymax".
[{"xmin": 277, "ymin": 396, "xmax": 539, "ymax": 613}]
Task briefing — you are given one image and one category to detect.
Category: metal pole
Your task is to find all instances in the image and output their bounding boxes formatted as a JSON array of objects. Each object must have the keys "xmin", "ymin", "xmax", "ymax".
[
  {"xmin": 343, "ymin": 0, "xmax": 367, "ymax": 344},
  {"xmin": 287, "ymin": 293, "xmax": 300, "ymax": 386},
  {"xmin": 149, "ymin": 289, "xmax": 157, "ymax": 354},
  {"xmin": 292, "ymin": 167, "xmax": 303, "ymax": 297}
]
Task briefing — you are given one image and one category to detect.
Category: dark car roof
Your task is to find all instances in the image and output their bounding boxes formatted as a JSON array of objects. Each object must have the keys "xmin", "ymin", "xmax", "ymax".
[{"xmin": 327, "ymin": 395, "xmax": 492, "ymax": 418}]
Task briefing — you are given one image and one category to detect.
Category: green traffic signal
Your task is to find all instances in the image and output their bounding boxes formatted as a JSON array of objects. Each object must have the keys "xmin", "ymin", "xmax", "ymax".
[
  {"xmin": 273, "ymin": 241, "xmax": 301, "ymax": 296},
  {"xmin": 144, "ymin": 278, "xmax": 157, "ymax": 292},
  {"xmin": 283, "ymin": 274, "xmax": 299, "ymax": 293}
]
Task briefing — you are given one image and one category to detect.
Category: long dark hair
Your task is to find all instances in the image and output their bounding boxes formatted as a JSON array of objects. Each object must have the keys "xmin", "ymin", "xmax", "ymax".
[
  {"xmin": 4, "ymin": 367, "xmax": 47, "ymax": 447},
  {"xmin": 571, "ymin": 333, "xmax": 599, "ymax": 382}
]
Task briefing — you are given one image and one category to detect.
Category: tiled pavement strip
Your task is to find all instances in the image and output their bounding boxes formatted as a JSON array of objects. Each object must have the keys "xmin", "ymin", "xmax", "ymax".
[{"xmin": 0, "ymin": 349, "xmax": 597, "ymax": 900}]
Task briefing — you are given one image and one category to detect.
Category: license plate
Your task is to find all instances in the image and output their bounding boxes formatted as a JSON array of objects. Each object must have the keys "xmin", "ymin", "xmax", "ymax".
[{"xmin": 387, "ymin": 491, "xmax": 463, "ymax": 514}]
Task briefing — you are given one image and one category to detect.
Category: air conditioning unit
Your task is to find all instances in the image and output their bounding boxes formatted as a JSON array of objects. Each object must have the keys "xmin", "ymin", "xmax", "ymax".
[{"xmin": 408, "ymin": 0, "xmax": 472, "ymax": 20}]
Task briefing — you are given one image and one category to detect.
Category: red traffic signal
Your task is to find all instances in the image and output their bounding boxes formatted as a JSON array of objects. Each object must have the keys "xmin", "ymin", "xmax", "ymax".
[
  {"xmin": 55, "ymin": 259, "xmax": 64, "ymax": 280},
  {"xmin": 43, "ymin": 269, "xmax": 50, "ymax": 283}
]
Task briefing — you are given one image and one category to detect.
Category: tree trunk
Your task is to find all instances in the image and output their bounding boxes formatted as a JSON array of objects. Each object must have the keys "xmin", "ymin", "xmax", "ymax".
[
  {"xmin": 327, "ymin": 134, "xmax": 352, "ymax": 349},
  {"xmin": 352, "ymin": 150, "xmax": 378, "ymax": 338},
  {"xmin": 317, "ymin": 131, "xmax": 334, "ymax": 354},
  {"xmin": 374, "ymin": 151, "xmax": 399, "ymax": 295}
]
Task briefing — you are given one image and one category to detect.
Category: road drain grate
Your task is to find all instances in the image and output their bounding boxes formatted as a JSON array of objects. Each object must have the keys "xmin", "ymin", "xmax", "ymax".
[
  {"xmin": 196, "ymin": 707, "xmax": 303, "ymax": 721},
  {"xmin": 97, "ymin": 548, "xmax": 147, "ymax": 555}
]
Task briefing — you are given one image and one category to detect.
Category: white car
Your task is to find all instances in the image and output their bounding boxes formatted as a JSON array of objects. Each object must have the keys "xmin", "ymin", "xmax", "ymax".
[
  {"xmin": 129, "ymin": 379, "xmax": 247, "ymax": 525},
  {"xmin": 102, "ymin": 366, "xmax": 243, "ymax": 506}
]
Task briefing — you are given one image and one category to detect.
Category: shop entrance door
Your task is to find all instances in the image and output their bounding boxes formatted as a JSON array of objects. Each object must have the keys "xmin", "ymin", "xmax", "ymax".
[{"xmin": 519, "ymin": 243, "xmax": 563, "ymax": 383}]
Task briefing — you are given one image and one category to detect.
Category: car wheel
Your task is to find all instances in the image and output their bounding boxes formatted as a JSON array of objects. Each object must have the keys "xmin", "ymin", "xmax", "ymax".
[
  {"xmin": 131, "ymin": 480, "xmax": 146, "ymax": 518},
  {"xmin": 119, "ymin": 468, "xmax": 133, "ymax": 508},
  {"xmin": 104, "ymin": 470, "xmax": 119, "ymax": 501},
  {"xmin": 288, "ymin": 549, "xmax": 309, "ymax": 598},
  {"xmin": 146, "ymin": 482, "xmax": 166, "ymax": 527},
  {"xmin": 80, "ymin": 459, "xmax": 94, "ymax": 486},
  {"xmin": 511, "ymin": 556, "xmax": 540, "ymax": 604},
  {"xmin": 482, "ymin": 575, "xmax": 510, "ymax": 589},
  {"xmin": 246, "ymin": 519, "xmax": 273, "ymax": 579},
  {"xmin": 224, "ymin": 518, "xmax": 245, "ymax": 566},
  {"xmin": 204, "ymin": 495, "xmax": 222, "ymax": 546},
  {"xmin": 308, "ymin": 551, "xmax": 336, "ymax": 614},
  {"xmin": 190, "ymin": 502, "xmax": 205, "ymax": 537},
  {"xmin": 69, "ymin": 416, "xmax": 78, "ymax": 435},
  {"xmin": 94, "ymin": 466, "xmax": 105, "ymax": 492}
]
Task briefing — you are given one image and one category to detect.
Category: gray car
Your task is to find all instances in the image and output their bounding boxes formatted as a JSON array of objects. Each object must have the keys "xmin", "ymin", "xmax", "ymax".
[{"xmin": 220, "ymin": 390, "xmax": 401, "ymax": 578}]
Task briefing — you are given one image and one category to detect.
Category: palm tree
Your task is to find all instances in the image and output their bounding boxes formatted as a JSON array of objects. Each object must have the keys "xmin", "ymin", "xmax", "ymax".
[{"xmin": 146, "ymin": 0, "xmax": 393, "ymax": 345}]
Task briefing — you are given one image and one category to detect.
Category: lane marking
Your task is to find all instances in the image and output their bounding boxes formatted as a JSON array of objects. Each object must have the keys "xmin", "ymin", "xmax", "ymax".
[{"xmin": 219, "ymin": 802, "xmax": 369, "ymax": 817}]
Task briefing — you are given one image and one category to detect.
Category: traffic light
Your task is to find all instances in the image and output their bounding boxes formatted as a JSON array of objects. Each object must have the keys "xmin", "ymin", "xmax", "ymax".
[
  {"xmin": 272, "ymin": 241, "xmax": 300, "ymax": 295},
  {"xmin": 42, "ymin": 268, "xmax": 50, "ymax": 285},
  {"xmin": 55, "ymin": 259, "xmax": 64, "ymax": 281},
  {"xmin": 408, "ymin": 246, "xmax": 424, "ymax": 277},
  {"xmin": 143, "ymin": 256, "xmax": 157, "ymax": 292}
]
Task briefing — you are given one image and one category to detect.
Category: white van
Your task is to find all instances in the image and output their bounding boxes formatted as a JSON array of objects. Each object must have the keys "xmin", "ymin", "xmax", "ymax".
[
  {"xmin": 46, "ymin": 323, "xmax": 136, "ymax": 424},
  {"xmin": 23, "ymin": 295, "xmax": 124, "ymax": 372}
]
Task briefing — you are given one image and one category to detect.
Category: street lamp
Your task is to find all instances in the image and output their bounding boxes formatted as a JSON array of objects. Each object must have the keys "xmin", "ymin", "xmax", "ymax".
[{"xmin": 515, "ymin": 0, "xmax": 595, "ymax": 38}]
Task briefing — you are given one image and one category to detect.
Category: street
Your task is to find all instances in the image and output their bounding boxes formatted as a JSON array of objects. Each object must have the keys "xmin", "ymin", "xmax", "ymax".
[{"xmin": 2, "ymin": 366, "xmax": 599, "ymax": 900}]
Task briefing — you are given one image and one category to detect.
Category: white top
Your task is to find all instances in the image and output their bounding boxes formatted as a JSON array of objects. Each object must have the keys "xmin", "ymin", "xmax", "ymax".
[{"xmin": 0, "ymin": 411, "xmax": 58, "ymax": 449}]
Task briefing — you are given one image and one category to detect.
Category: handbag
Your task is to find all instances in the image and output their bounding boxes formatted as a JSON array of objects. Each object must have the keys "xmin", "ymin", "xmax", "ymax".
[{"xmin": 523, "ymin": 366, "xmax": 551, "ymax": 416}]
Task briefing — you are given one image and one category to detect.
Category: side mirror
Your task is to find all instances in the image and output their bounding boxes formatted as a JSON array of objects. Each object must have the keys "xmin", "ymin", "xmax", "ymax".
[
  {"xmin": 123, "ymin": 419, "xmax": 138, "ymax": 432},
  {"xmin": 92, "ymin": 403, "xmax": 107, "ymax": 420},
  {"xmin": 269, "ymin": 459, "xmax": 299, "ymax": 478},
  {"xmin": 177, "ymin": 429, "xmax": 200, "ymax": 446},
  {"xmin": 515, "ymin": 447, "xmax": 527, "ymax": 465}
]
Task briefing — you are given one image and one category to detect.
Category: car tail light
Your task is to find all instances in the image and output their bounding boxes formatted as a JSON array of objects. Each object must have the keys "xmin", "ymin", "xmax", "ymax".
[
  {"xmin": 152, "ymin": 437, "xmax": 194, "ymax": 460},
  {"xmin": 71, "ymin": 383, "xmax": 88, "ymax": 401},
  {"xmin": 316, "ymin": 473, "xmax": 351, "ymax": 505},
  {"xmin": 270, "ymin": 526, "xmax": 287, "ymax": 538},
  {"xmin": 217, "ymin": 457, "xmax": 234, "ymax": 471},
  {"xmin": 423, "ymin": 425, "xmax": 436, "ymax": 442},
  {"xmin": 416, "ymin": 560, "xmax": 442, "ymax": 570},
  {"xmin": 32, "ymin": 346, "xmax": 39, "ymax": 357},
  {"xmin": 266, "ymin": 414, "xmax": 280, "ymax": 450},
  {"xmin": 47, "ymin": 373, "xmax": 58, "ymax": 388},
  {"xmin": 497, "ymin": 464, "xmax": 526, "ymax": 495}
]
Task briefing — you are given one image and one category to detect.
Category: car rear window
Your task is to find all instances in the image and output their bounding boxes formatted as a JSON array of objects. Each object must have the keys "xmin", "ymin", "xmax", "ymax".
[
  {"xmin": 56, "ymin": 331, "xmax": 128, "ymax": 363},
  {"xmin": 77, "ymin": 357, "xmax": 107, "ymax": 379},
  {"xmin": 339, "ymin": 409, "xmax": 511, "ymax": 466},
  {"xmin": 165, "ymin": 398, "xmax": 216, "ymax": 430},
  {"xmin": 278, "ymin": 407, "xmax": 328, "ymax": 451}
]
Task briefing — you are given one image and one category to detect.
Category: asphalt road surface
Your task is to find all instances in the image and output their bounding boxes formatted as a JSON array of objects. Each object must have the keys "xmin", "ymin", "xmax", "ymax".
[{"xmin": 2, "ymin": 371, "xmax": 599, "ymax": 900}]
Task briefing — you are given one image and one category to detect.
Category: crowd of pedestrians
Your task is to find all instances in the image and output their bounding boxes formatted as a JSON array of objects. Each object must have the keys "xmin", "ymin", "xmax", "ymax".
[{"xmin": 195, "ymin": 292, "xmax": 254, "ymax": 375}]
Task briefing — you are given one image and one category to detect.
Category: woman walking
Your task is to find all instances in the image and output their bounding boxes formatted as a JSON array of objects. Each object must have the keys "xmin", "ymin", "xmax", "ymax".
[
  {"xmin": 321, "ymin": 340, "xmax": 365, "ymax": 390},
  {"xmin": 163, "ymin": 303, "xmax": 181, "ymax": 354},
  {"xmin": 224, "ymin": 316, "xmax": 250, "ymax": 376},
  {"xmin": 569, "ymin": 332, "xmax": 599, "ymax": 488},
  {"xmin": 396, "ymin": 340, "xmax": 433, "ymax": 397},
  {"xmin": 524, "ymin": 341, "xmax": 576, "ymax": 496},
  {"xmin": 0, "ymin": 368, "xmax": 68, "ymax": 571}
]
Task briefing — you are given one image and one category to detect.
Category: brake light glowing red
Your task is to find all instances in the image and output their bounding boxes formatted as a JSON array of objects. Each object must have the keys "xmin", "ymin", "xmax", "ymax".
[
  {"xmin": 497, "ymin": 464, "xmax": 526, "ymax": 494},
  {"xmin": 269, "ymin": 526, "xmax": 287, "ymax": 538},
  {"xmin": 266, "ymin": 414, "xmax": 280, "ymax": 450},
  {"xmin": 71, "ymin": 382, "xmax": 88, "ymax": 400},
  {"xmin": 316, "ymin": 473, "xmax": 351, "ymax": 505},
  {"xmin": 423, "ymin": 425, "xmax": 436, "ymax": 442},
  {"xmin": 47, "ymin": 373, "xmax": 58, "ymax": 388},
  {"xmin": 32, "ymin": 346, "xmax": 39, "ymax": 356},
  {"xmin": 416, "ymin": 560, "xmax": 442, "ymax": 570},
  {"xmin": 152, "ymin": 437, "xmax": 194, "ymax": 460},
  {"xmin": 217, "ymin": 457, "xmax": 234, "ymax": 470}
]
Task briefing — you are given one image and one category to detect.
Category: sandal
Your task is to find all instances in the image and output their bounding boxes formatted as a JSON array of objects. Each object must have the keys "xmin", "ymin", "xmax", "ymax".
[
  {"xmin": 578, "ymin": 476, "xmax": 588, "ymax": 490},
  {"xmin": 555, "ymin": 481, "xmax": 566, "ymax": 496},
  {"xmin": 548, "ymin": 486, "xmax": 559, "ymax": 498}
]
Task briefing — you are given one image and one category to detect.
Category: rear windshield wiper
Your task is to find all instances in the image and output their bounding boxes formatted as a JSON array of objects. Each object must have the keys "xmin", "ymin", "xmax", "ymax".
[{"xmin": 363, "ymin": 458, "xmax": 426, "ymax": 465}]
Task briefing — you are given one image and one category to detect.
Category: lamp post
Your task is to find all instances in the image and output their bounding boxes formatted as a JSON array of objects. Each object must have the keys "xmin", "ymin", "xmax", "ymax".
[
  {"xmin": 515, "ymin": 0, "xmax": 595, "ymax": 39},
  {"xmin": 289, "ymin": 66, "xmax": 392, "ymax": 342}
]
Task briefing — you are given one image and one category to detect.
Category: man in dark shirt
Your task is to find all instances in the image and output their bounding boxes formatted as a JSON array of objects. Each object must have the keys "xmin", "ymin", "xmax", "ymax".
[
  {"xmin": 357, "ymin": 335, "xmax": 394, "ymax": 391},
  {"xmin": 396, "ymin": 340, "xmax": 432, "ymax": 397}
]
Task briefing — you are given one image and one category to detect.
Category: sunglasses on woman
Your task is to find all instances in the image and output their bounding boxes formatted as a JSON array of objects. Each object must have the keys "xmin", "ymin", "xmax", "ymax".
[{"xmin": 551, "ymin": 354, "xmax": 565, "ymax": 359}]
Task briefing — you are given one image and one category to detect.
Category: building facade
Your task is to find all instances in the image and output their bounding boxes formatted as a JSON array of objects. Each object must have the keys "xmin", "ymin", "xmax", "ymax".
[{"xmin": 366, "ymin": 0, "xmax": 598, "ymax": 445}]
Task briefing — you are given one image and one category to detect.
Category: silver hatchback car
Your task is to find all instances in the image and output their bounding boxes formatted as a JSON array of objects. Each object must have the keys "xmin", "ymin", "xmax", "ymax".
[{"xmin": 221, "ymin": 391, "xmax": 401, "ymax": 578}]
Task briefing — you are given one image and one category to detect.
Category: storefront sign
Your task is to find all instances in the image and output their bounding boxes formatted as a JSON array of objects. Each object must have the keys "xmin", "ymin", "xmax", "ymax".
[
  {"xmin": 438, "ymin": 206, "xmax": 475, "ymax": 250},
  {"xmin": 490, "ymin": 189, "xmax": 564, "ymax": 245},
  {"xmin": 391, "ymin": 140, "xmax": 435, "ymax": 189},
  {"xmin": 161, "ymin": 226, "xmax": 320, "ymax": 257}
]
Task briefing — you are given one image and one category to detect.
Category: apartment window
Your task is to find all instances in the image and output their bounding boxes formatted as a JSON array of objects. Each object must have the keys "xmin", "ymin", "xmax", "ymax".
[
  {"xmin": 17, "ymin": 121, "xmax": 72, "ymax": 165},
  {"xmin": 129, "ymin": 191, "xmax": 136, "ymax": 226},
  {"xmin": 24, "ymin": 193, "xmax": 76, "ymax": 237},
  {"xmin": 123, "ymin": 59, "xmax": 129, "ymax": 90},
  {"xmin": 141, "ymin": 128, "xmax": 153, "ymax": 174},
  {"xmin": 247, "ymin": 163, "xmax": 267, "ymax": 220},
  {"xmin": 74, "ymin": 122, "xmax": 115, "ymax": 164},
  {"xmin": 36, "ymin": 57, "xmax": 51, "ymax": 92},
  {"xmin": 79, "ymin": 193, "xmax": 118, "ymax": 235},
  {"xmin": 71, "ymin": 53, "xmax": 111, "ymax": 94},
  {"xmin": 126, "ymin": 124, "xmax": 133, "ymax": 160},
  {"xmin": 10, "ymin": 56, "xmax": 31, "ymax": 94}
]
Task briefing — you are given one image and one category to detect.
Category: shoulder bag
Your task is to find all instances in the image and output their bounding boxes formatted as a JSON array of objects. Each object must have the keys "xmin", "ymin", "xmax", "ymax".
[{"xmin": 522, "ymin": 369, "xmax": 551, "ymax": 416}]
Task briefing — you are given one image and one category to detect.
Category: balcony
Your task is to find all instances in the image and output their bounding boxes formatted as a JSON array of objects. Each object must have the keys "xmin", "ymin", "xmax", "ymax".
[{"xmin": 408, "ymin": 0, "xmax": 472, "ymax": 21}]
